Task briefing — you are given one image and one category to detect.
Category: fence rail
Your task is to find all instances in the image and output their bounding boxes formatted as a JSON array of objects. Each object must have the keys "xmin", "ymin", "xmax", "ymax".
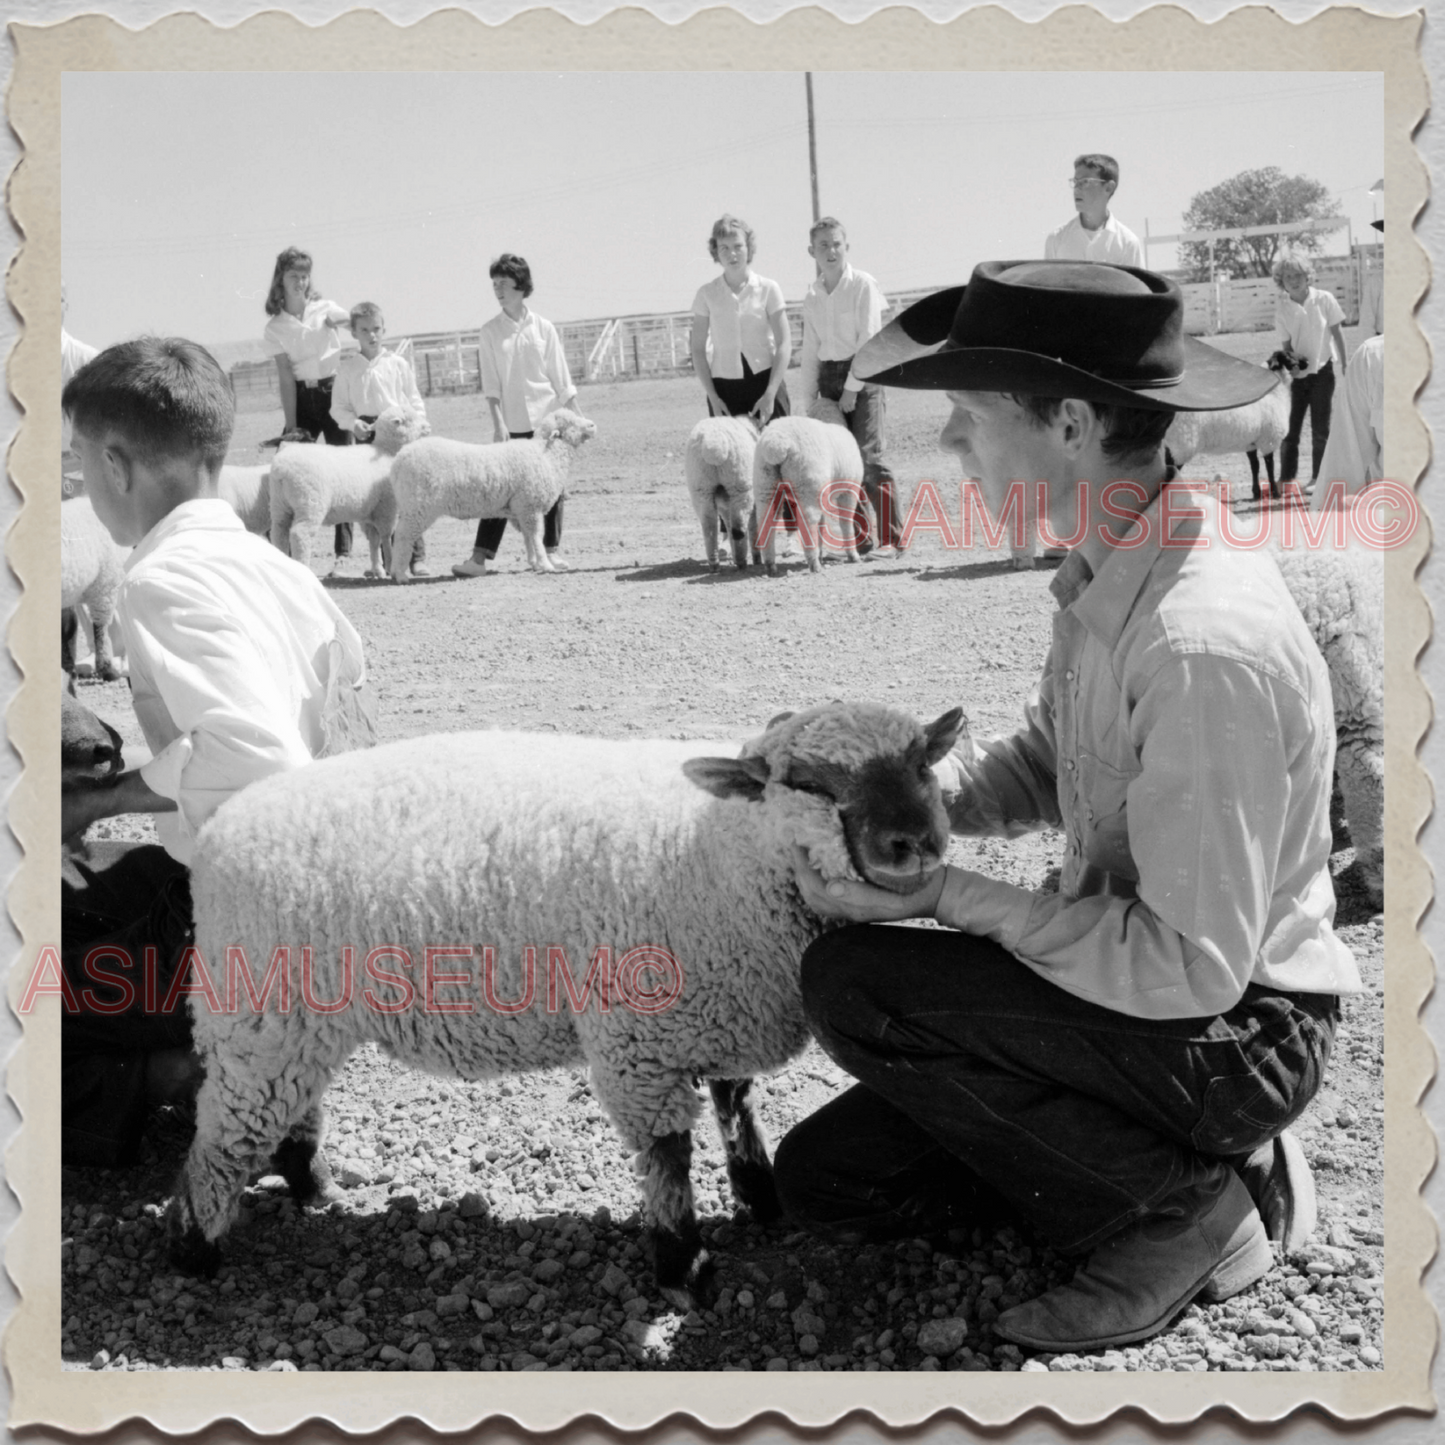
[{"xmin": 228, "ymin": 253, "xmax": 1382, "ymax": 407}]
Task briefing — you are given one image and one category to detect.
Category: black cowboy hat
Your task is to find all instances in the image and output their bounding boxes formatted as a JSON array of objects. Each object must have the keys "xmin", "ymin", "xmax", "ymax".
[
  {"xmin": 855, "ymin": 260, "xmax": 1279, "ymax": 412},
  {"xmin": 1371, "ymin": 219, "xmax": 1384, "ymax": 232}
]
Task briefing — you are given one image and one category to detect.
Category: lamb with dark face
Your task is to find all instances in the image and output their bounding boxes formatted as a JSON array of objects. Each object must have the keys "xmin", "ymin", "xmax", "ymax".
[{"xmin": 173, "ymin": 700, "xmax": 968, "ymax": 1309}]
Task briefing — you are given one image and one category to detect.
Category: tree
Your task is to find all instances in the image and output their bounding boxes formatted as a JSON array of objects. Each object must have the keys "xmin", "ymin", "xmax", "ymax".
[{"xmin": 1180, "ymin": 168, "xmax": 1343, "ymax": 281}]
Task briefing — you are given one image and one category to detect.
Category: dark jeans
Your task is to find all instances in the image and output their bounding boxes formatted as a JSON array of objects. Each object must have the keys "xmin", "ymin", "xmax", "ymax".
[
  {"xmin": 295, "ymin": 377, "xmax": 354, "ymax": 556},
  {"xmin": 61, "ymin": 841, "xmax": 195, "ymax": 1167},
  {"xmin": 775, "ymin": 925, "xmax": 1337, "ymax": 1255},
  {"xmin": 816, "ymin": 358, "xmax": 902, "ymax": 550},
  {"xmin": 1280, "ymin": 362, "xmax": 1336, "ymax": 483},
  {"xmin": 473, "ymin": 430, "xmax": 565, "ymax": 554}
]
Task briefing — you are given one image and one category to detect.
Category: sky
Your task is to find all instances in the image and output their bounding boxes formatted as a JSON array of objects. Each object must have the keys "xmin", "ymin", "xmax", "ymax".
[{"xmin": 60, "ymin": 70, "xmax": 1384, "ymax": 356}]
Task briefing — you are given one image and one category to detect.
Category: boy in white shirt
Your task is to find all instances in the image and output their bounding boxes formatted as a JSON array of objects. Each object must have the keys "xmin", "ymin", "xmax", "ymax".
[
  {"xmin": 797, "ymin": 218, "xmax": 903, "ymax": 555},
  {"xmin": 331, "ymin": 301, "xmax": 430, "ymax": 575},
  {"xmin": 1044, "ymin": 154, "xmax": 1146, "ymax": 268},
  {"xmin": 1273, "ymin": 254, "xmax": 1348, "ymax": 486},
  {"xmin": 60, "ymin": 336, "xmax": 372, "ymax": 1169}
]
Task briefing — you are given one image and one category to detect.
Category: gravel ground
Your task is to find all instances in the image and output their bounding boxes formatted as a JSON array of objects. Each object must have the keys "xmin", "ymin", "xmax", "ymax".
[{"xmin": 61, "ymin": 338, "xmax": 1385, "ymax": 1373}]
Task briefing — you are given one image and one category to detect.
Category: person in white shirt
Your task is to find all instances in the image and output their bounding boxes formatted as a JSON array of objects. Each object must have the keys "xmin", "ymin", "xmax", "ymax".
[
  {"xmin": 331, "ymin": 302, "xmax": 431, "ymax": 576},
  {"xmin": 262, "ymin": 246, "xmax": 356, "ymax": 560},
  {"xmin": 1357, "ymin": 219, "xmax": 1383, "ymax": 339},
  {"xmin": 451, "ymin": 254, "xmax": 584, "ymax": 579},
  {"xmin": 1273, "ymin": 253, "xmax": 1349, "ymax": 486},
  {"xmin": 796, "ymin": 218, "xmax": 903, "ymax": 555},
  {"xmin": 59, "ymin": 337, "xmax": 372, "ymax": 1168},
  {"xmin": 1044, "ymin": 154, "xmax": 1146, "ymax": 268}
]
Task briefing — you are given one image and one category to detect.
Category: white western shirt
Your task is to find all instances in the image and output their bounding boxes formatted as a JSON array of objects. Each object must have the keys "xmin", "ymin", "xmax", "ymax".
[{"xmin": 797, "ymin": 265, "xmax": 889, "ymax": 411}]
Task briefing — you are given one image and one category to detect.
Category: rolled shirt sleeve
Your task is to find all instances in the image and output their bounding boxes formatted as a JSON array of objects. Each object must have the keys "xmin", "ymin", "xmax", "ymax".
[{"xmin": 936, "ymin": 652, "xmax": 1330, "ymax": 1019}]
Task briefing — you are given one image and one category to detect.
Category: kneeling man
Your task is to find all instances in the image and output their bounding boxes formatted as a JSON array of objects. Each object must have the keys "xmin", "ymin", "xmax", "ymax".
[{"xmin": 776, "ymin": 261, "xmax": 1361, "ymax": 1352}]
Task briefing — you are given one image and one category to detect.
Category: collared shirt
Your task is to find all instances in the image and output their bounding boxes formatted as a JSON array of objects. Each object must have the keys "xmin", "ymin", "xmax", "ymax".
[
  {"xmin": 1312, "ymin": 336, "xmax": 1384, "ymax": 508},
  {"xmin": 330, "ymin": 349, "xmax": 427, "ymax": 429},
  {"xmin": 1275, "ymin": 286, "xmax": 1346, "ymax": 376},
  {"xmin": 478, "ymin": 307, "xmax": 576, "ymax": 433},
  {"xmin": 263, "ymin": 298, "xmax": 352, "ymax": 382},
  {"xmin": 1043, "ymin": 214, "xmax": 1146, "ymax": 267},
  {"xmin": 120, "ymin": 499, "xmax": 366, "ymax": 864},
  {"xmin": 933, "ymin": 486, "xmax": 1361, "ymax": 1019},
  {"xmin": 797, "ymin": 265, "xmax": 889, "ymax": 410},
  {"xmin": 691, "ymin": 272, "xmax": 787, "ymax": 379}
]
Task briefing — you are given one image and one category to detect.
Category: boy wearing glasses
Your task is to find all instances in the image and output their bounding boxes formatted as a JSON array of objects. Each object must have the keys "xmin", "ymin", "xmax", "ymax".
[{"xmin": 1045, "ymin": 154, "xmax": 1145, "ymax": 267}]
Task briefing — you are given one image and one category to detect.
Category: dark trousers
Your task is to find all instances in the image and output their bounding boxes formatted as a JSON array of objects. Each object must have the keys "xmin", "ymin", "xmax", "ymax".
[
  {"xmin": 61, "ymin": 841, "xmax": 195, "ymax": 1167},
  {"xmin": 774, "ymin": 925, "xmax": 1337, "ymax": 1255},
  {"xmin": 1280, "ymin": 362, "xmax": 1336, "ymax": 483},
  {"xmin": 295, "ymin": 377, "xmax": 355, "ymax": 556},
  {"xmin": 816, "ymin": 358, "xmax": 903, "ymax": 551},
  {"xmin": 357, "ymin": 414, "xmax": 425, "ymax": 567},
  {"xmin": 472, "ymin": 430, "xmax": 565, "ymax": 554}
]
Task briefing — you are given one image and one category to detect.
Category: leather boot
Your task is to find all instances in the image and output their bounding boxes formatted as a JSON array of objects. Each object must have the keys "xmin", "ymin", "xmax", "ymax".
[
  {"xmin": 994, "ymin": 1164, "xmax": 1272, "ymax": 1351},
  {"xmin": 1232, "ymin": 1129, "xmax": 1316, "ymax": 1254}
]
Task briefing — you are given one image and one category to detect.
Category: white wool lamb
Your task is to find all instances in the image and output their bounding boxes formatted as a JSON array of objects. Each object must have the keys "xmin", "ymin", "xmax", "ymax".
[
  {"xmin": 1273, "ymin": 544, "xmax": 1385, "ymax": 907},
  {"xmin": 754, "ymin": 400, "xmax": 866, "ymax": 575},
  {"xmin": 216, "ymin": 463, "xmax": 272, "ymax": 536},
  {"xmin": 1166, "ymin": 355, "xmax": 1291, "ymax": 500},
  {"xmin": 387, "ymin": 409, "xmax": 597, "ymax": 581},
  {"xmin": 170, "ymin": 699, "xmax": 967, "ymax": 1305},
  {"xmin": 683, "ymin": 415, "xmax": 761, "ymax": 571},
  {"xmin": 268, "ymin": 406, "xmax": 430, "ymax": 576},
  {"xmin": 60, "ymin": 495, "xmax": 127, "ymax": 681}
]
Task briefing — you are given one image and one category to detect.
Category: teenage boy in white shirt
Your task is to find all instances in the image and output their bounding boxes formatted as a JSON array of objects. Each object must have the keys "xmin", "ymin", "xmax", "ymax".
[
  {"xmin": 797, "ymin": 218, "xmax": 903, "ymax": 556},
  {"xmin": 1273, "ymin": 254, "xmax": 1349, "ymax": 486},
  {"xmin": 1044, "ymin": 154, "xmax": 1146, "ymax": 267}
]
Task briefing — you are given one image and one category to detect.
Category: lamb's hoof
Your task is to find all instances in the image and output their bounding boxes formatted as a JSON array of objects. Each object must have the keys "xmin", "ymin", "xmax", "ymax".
[
  {"xmin": 1010, "ymin": 555, "xmax": 1036, "ymax": 571},
  {"xmin": 96, "ymin": 662, "xmax": 124, "ymax": 682},
  {"xmin": 707, "ymin": 560, "xmax": 721, "ymax": 574},
  {"xmin": 653, "ymin": 1236, "xmax": 716, "ymax": 1313},
  {"xmin": 164, "ymin": 1200, "xmax": 223, "ymax": 1277},
  {"xmin": 766, "ymin": 563, "xmax": 780, "ymax": 578},
  {"xmin": 272, "ymin": 1136, "xmax": 342, "ymax": 1207},
  {"xmin": 364, "ymin": 567, "xmax": 382, "ymax": 579},
  {"xmin": 731, "ymin": 1164, "xmax": 783, "ymax": 1225}
]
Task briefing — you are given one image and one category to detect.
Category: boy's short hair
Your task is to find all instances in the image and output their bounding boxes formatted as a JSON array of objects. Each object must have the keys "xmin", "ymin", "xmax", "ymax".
[
  {"xmin": 709, "ymin": 215, "xmax": 757, "ymax": 263},
  {"xmin": 1273, "ymin": 252, "xmax": 1316, "ymax": 286},
  {"xmin": 809, "ymin": 216, "xmax": 847, "ymax": 246},
  {"xmin": 1011, "ymin": 392, "xmax": 1173, "ymax": 466},
  {"xmin": 489, "ymin": 253, "xmax": 534, "ymax": 298},
  {"xmin": 62, "ymin": 337, "xmax": 235, "ymax": 474},
  {"xmin": 350, "ymin": 301, "xmax": 384, "ymax": 327},
  {"xmin": 265, "ymin": 246, "xmax": 317, "ymax": 317},
  {"xmin": 1073, "ymin": 153, "xmax": 1120, "ymax": 187}
]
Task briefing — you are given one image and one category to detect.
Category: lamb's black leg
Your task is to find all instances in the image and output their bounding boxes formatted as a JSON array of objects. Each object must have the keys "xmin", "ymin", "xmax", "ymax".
[
  {"xmin": 709, "ymin": 1077, "xmax": 782, "ymax": 1224},
  {"xmin": 1247, "ymin": 449, "xmax": 1261, "ymax": 501},
  {"xmin": 638, "ymin": 1130, "xmax": 713, "ymax": 1310},
  {"xmin": 270, "ymin": 1103, "xmax": 340, "ymax": 1205},
  {"xmin": 1265, "ymin": 451, "xmax": 1279, "ymax": 499},
  {"xmin": 61, "ymin": 608, "xmax": 78, "ymax": 674}
]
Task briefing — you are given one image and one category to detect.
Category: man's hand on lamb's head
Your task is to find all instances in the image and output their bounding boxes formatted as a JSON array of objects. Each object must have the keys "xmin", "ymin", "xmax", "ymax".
[{"xmin": 792, "ymin": 845, "xmax": 946, "ymax": 925}]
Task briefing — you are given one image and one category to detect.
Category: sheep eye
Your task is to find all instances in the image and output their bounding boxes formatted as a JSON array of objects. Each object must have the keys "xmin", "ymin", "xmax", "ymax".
[{"xmin": 788, "ymin": 780, "xmax": 835, "ymax": 801}]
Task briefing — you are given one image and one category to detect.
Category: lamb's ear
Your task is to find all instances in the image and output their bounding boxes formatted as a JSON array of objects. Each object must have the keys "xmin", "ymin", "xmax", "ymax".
[
  {"xmin": 923, "ymin": 707, "xmax": 969, "ymax": 764},
  {"xmin": 682, "ymin": 755, "xmax": 771, "ymax": 801},
  {"xmin": 763, "ymin": 710, "xmax": 796, "ymax": 731}
]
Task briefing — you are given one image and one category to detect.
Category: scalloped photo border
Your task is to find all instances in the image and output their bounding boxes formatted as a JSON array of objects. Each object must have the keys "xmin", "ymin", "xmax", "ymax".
[{"xmin": 3, "ymin": 4, "xmax": 1432, "ymax": 1433}]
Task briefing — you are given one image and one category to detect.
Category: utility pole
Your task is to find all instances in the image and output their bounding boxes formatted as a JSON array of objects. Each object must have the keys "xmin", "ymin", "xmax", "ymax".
[{"xmin": 805, "ymin": 72, "xmax": 820, "ymax": 223}]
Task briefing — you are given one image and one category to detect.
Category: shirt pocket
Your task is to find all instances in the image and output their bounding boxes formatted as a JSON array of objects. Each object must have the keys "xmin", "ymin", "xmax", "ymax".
[{"xmin": 1074, "ymin": 748, "xmax": 1139, "ymax": 882}]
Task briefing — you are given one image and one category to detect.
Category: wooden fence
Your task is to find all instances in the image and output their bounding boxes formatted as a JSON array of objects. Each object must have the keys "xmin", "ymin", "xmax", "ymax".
[{"xmin": 228, "ymin": 253, "xmax": 1382, "ymax": 405}]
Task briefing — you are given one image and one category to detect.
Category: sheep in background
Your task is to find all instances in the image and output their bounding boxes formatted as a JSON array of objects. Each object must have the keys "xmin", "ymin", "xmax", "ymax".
[
  {"xmin": 268, "ymin": 407, "xmax": 430, "ymax": 577},
  {"xmin": 216, "ymin": 463, "xmax": 273, "ymax": 537},
  {"xmin": 754, "ymin": 399, "xmax": 866, "ymax": 576},
  {"xmin": 171, "ymin": 699, "xmax": 968, "ymax": 1306},
  {"xmin": 387, "ymin": 409, "xmax": 596, "ymax": 582},
  {"xmin": 1167, "ymin": 353, "xmax": 1291, "ymax": 500},
  {"xmin": 61, "ymin": 495, "xmax": 127, "ymax": 681},
  {"xmin": 1273, "ymin": 543, "xmax": 1384, "ymax": 907},
  {"xmin": 684, "ymin": 415, "xmax": 760, "ymax": 571}
]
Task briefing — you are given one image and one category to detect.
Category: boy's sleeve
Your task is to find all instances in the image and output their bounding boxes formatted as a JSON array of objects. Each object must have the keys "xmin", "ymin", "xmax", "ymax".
[
  {"xmin": 844, "ymin": 278, "xmax": 887, "ymax": 392},
  {"xmin": 543, "ymin": 321, "xmax": 577, "ymax": 405},
  {"xmin": 121, "ymin": 573, "xmax": 318, "ymax": 860},
  {"xmin": 478, "ymin": 330, "xmax": 502, "ymax": 401},
  {"xmin": 402, "ymin": 357, "xmax": 427, "ymax": 419}
]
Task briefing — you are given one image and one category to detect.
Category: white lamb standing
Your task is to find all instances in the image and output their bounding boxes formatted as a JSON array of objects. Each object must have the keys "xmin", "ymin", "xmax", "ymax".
[
  {"xmin": 387, "ymin": 409, "xmax": 597, "ymax": 582},
  {"xmin": 268, "ymin": 406, "xmax": 431, "ymax": 577},
  {"xmin": 1166, "ymin": 354, "xmax": 1292, "ymax": 501},
  {"xmin": 169, "ymin": 699, "xmax": 967, "ymax": 1306},
  {"xmin": 60, "ymin": 495, "xmax": 127, "ymax": 681},
  {"xmin": 754, "ymin": 397, "xmax": 866, "ymax": 576},
  {"xmin": 683, "ymin": 414, "xmax": 761, "ymax": 571},
  {"xmin": 1273, "ymin": 543, "xmax": 1384, "ymax": 907}
]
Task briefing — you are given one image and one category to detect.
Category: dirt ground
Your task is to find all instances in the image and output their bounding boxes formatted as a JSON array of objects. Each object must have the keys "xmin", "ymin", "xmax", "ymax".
[{"xmin": 63, "ymin": 331, "xmax": 1386, "ymax": 1373}]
